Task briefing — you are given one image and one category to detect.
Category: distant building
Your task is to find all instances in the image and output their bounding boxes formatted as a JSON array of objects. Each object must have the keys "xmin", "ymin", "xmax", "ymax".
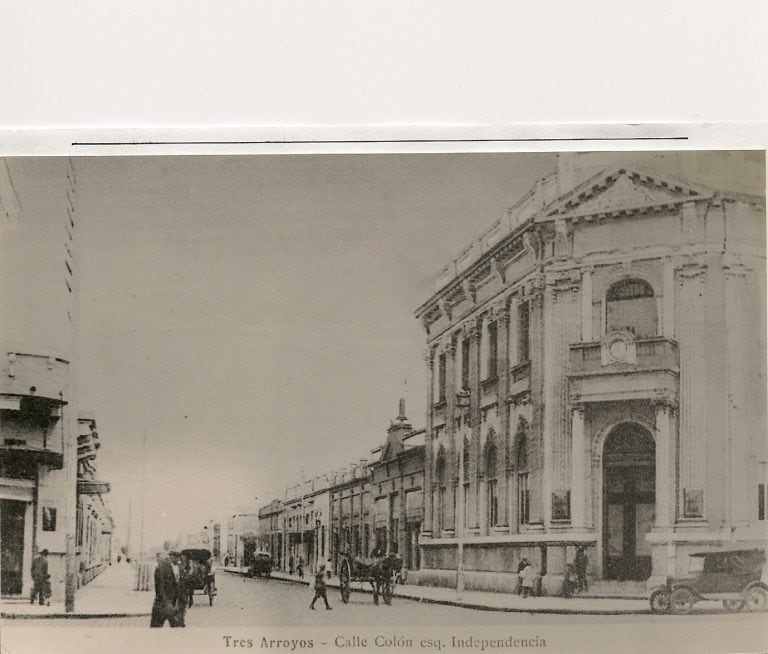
[
  {"xmin": 415, "ymin": 153, "xmax": 767, "ymax": 594},
  {"xmin": 282, "ymin": 475, "xmax": 330, "ymax": 575},
  {"xmin": 328, "ymin": 461, "xmax": 371, "ymax": 575},
  {"xmin": 257, "ymin": 500, "xmax": 283, "ymax": 566},
  {"xmin": 76, "ymin": 414, "xmax": 112, "ymax": 586},
  {"xmin": 369, "ymin": 400, "xmax": 425, "ymax": 572},
  {"xmin": 227, "ymin": 511, "xmax": 259, "ymax": 568},
  {"xmin": 0, "ymin": 159, "xmax": 81, "ymax": 603}
]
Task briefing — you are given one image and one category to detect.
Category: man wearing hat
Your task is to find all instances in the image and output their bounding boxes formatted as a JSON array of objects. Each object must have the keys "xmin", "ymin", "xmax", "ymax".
[
  {"xmin": 30, "ymin": 549, "xmax": 49, "ymax": 605},
  {"xmin": 151, "ymin": 549, "xmax": 184, "ymax": 627}
]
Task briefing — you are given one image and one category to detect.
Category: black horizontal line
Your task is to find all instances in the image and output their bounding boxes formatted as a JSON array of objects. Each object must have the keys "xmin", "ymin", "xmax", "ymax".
[{"xmin": 71, "ymin": 136, "xmax": 689, "ymax": 146}]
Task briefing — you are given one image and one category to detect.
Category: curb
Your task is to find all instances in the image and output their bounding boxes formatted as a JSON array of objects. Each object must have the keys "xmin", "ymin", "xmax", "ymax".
[
  {"xmin": 1, "ymin": 611, "xmax": 151, "ymax": 620},
  {"xmin": 221, "ymin": 568, "xmax": 651, "ymax": 615}
]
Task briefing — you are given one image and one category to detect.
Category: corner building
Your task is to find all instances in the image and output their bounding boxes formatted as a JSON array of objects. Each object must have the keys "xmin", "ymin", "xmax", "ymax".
[{"xmin": 415, "ymin": 154, "xmax": 767, "ymax": 594}]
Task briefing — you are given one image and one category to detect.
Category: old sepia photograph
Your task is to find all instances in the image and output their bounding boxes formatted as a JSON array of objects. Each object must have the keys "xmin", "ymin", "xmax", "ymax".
[{"xmin": 0, "ymin": 149, "xmax": 766, "ymax": 653}]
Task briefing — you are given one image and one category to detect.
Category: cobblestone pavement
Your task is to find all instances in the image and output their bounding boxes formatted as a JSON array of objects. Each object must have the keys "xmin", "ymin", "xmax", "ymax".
[{"xmin": 4, "ymin": 570, "xmax": 767, "ymax": 628}]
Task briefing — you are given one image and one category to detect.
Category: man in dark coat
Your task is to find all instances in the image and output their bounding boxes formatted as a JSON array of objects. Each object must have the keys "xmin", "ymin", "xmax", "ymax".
[
  {"xmin": 30, "ymin": 549, "xmax": 49, "ymax": 605},
  {"xmin": 150, "ymin": 550, "xmax": 183, "ymax": 627},
  {"xmin": 574, "ymin": 546, "xmax": 589, "ymax": 592}
]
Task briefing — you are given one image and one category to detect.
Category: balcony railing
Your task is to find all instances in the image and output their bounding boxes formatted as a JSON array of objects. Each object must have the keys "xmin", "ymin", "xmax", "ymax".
[
  {"xmin": 569, "ymin": 336, "xmax": 678, "ymax": 374},
  {"xmin": 0, "ymin": 443, "xmax": 64, "ymax": 470}
]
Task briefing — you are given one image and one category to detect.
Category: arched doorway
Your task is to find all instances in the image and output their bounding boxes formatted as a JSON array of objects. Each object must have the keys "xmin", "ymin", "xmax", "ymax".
[{"xmin": 602, "ymin": 423, "xmax": 655, "ymax": 581}]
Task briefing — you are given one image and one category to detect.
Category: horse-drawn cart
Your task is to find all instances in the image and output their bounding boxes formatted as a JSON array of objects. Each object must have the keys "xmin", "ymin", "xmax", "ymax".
[
  {"xmin": 337, "ymin": 552, "xmax": 401, "ymax": 605},
  {"xmin": 183, "ymin": 548, "xmax": 216, "ymax": 607}
]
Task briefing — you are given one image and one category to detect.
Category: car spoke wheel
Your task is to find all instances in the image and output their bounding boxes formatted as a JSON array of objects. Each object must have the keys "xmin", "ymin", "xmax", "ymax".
[
  {"xmin": 670, "ymin": 588, "xmax": 695, "ymax": 614},
  {"xmin": 722, "ymin": 599, "xmax": 744, "ymax": 613},
  {"xmin": 649, "ymin": 589, "xmax": 671, "ymax": 614},
  {"xmin": 744, "ymin": 586, "xmax": 768, "ymax": 612}
]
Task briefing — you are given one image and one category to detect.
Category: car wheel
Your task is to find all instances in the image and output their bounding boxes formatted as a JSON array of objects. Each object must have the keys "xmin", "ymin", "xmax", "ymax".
[
  {"xmin": 722, "ymin": 599, "xmax": 744, "ymax": 613},
  {"xmin": 744, "ymin": 586, "xmax": 768, "ymax": 612},
  {"xmin": 649, "ymin": 588, "xmax": 671, "ymax": 614},
  {"xmin": 670, "ymin": 588, "xmax": 695, "ymax": 614}
]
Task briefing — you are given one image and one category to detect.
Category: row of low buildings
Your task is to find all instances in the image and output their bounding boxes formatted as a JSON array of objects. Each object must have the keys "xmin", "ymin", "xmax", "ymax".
[
  {"xmin": 0, "ymin": 160, "xmax": 113, "ymax": 605},
  {"xmin": 243, "ymin": 152, "xmax": 767, "ymax": 596}
]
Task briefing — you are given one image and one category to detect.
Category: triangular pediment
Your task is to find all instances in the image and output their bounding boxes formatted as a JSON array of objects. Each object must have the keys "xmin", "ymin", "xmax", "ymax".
[{"xmin": 539, "ymin": 165, "xmax": 713, "ymax": 221}]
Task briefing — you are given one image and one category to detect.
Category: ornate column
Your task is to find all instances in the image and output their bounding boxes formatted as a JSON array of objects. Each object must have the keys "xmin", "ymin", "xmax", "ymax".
[
  {"xmin": 581, "ymin": 268, "xmax": 593, "ymax": 342},
  {"xmin": 446, "ymin": 337, "xmax": 457, "ymax": 532},
  {"xmin": 497, "ymin": 304, "xmax": 511, "ymax": 527},
  {"xmin": 479, "ymin": 314, "xmax": 489, "ymax": 381},
  {"xmin": 423, "ymin": 351, "xmax": 435, "ymax": 536},
  {"xmin": 663, "ymin": 258, "xmax": 675, "ymax": 338},
  {"xmin": 654, "ymin": 399, "xmax": 675, "ymax": 528},
  {"xmin": 570, "ymin": 403, "xmax": 586, "ymax": 529},
  {"xmin": 468, "ymin": 323, "xmax": 481, "ymax": 529}
]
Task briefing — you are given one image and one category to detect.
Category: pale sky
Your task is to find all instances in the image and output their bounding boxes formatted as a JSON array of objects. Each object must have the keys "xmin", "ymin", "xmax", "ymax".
[{"xmin": 69, "ymin": 153, "xmax": 558, "ymax": 549}]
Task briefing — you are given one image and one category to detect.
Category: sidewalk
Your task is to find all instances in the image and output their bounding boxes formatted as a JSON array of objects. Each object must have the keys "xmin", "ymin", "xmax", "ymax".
[
  {"xmin": 221, "ymin": 565, "xmax": 653, "ymax": 615},
  {"xmin": 1, "ymin": 562, "xmax": 152, "ymax": 619}
]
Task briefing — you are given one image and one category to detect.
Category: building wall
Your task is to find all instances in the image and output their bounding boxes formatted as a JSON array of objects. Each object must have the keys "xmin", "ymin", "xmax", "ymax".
[
  {"xmin": 416, "ymin": 157, "xmax": 767, "ymax": 594},
  {"xmin": 0, "ymin": 159, "xmax": 80, "ymax": 602}
]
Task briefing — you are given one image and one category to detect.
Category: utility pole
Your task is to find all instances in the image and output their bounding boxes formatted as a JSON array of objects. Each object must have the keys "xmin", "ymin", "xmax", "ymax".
[
  {"xmin": 456, "ymin": 441, "xmax": 465, "ymax": 600},
  {"xmin": 63, "ymin": 393, "xmax": 77, "ymax": 613},
  {"xmin": 139, "ymin": 427, "xmax": 147, "ymax": 560}
]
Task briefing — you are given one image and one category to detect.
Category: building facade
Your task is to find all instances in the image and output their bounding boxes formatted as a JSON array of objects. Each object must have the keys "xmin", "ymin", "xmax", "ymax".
[
  {"xmin": 415, "ymin": 153, "xmax": 767, "ymax": 594},
  {"xmin": 369, "ymin": 401, "xmax": 425, "ymax": 572},
  {"xmin": 257, "ymin": 500, "xmax": 283, "ymax": 567},
  {"xmin": 76, "ymin": 414, "xmax": 112, "ymax": 587},
  {"xmin": 0, "ymin": 159, "xmax": 80, "ymax": 603},
  {"xmin": 281, "ymin": 476, "xmax": 330, "ymax": 575},
  {"xmin": 328, "ymin": 461, "xmax": 371, "ymax": 575},
  {"xmin": 226, "ymin": 511, "xmax": 260, "ymax": 568}
]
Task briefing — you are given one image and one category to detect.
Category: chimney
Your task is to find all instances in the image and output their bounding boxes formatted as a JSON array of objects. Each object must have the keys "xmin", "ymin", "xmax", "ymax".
[{"xmin": 557, "ymin": 153, "xmax": 575, "ymax": 196}]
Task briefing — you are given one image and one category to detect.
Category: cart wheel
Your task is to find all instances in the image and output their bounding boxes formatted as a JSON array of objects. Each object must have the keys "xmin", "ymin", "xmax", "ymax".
[
  {"xmin": 649, "ymin": 588, "xmax": 671, "ymax": 614},
  {"xmin": 722, "ymin": 599, "xmax": 744, "ymax": 613},
  {"xmin": 744, "ymin": 586, "xmax": 768, "ymax": 612},
  {"xmin": 208, "ymin": 582, "xmax": 215, "ymax": 606},
  {"xmin": 339, "ymin": 558, "xmax": 351, "ymax": 604},
  {"xmin": 670, "ymin": 588, "xmax": 695, "ymax": 614},
  {"xmin": 382, "ymin": 579, "xmax": 394, "ymax": 606}
]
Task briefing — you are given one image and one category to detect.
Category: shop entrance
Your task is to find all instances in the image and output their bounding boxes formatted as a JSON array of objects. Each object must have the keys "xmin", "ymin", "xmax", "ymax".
[
  {"xmin": 602, "ymin": 423, "xmax": 655, "ymax": 581},
  {"xmin": 1, "ymin": 500, "xmax": 26, "ymax": 595}
]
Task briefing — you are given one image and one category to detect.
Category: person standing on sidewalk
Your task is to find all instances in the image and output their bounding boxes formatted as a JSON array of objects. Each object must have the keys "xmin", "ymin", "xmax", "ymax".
[
  {"xmin": 574, "ymin": 546, "xmax": 589, "ymax": 593},
  {"xmin": 30, "ymin": 549, "xmax": 49, "ymax": 606},
  {"xmin": 297, "ymin": 557, "xmax": 304, "ymax": 579},
  {"xmin": 516, "ymin": 558, "xmax": 528, "ymax": 596},
  {"xmin": 151, "ymin": 550, "xmax": 183, "ymax": 627},
  {"xmin": 520, "ymin": 560, "xmax": 536, "ymax": 598},
  {"xmin": 309, "ymin": 563, "xmax": 332, "ymax": 610}
]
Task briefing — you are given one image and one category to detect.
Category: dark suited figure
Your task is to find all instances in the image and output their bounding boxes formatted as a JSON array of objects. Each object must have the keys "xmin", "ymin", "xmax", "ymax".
[
  {"xmin": 574, "ymin": 546, "xmax": 589, "ymax": 592},
  {"xmin": 30, "ymin": 549, "xmax": 49, "ymax": 605},
  {"xmin": 151, "ymin": 550, "xmax": 183, "ymax": 627}
]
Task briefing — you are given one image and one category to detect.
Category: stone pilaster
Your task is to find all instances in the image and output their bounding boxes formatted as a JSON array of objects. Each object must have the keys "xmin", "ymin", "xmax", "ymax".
[
  {"xmin": 528, "ymin": 281, "xmax": 545, "ymax": 525},
  {"xmin": 446, "ymin": 338, "xmax": 456, "ymax": 531},
  {"xmin": 653, "ymin": 399, "xmax": 675, "ymax": 528},
  {"xmin": 663, "ymin": 258, "xmax": 675, "ymax": 338},
  {"xmin": 570, "ymin": 403, "xmax": 586, "ymax": 529},
  {"xmin": 468, "ymin": 323, "xmax": 481, "ymax": 529},
  {"xmin": 581, "ymin": 268, "xmax": 593, "ymax": 342},
  {"xmin": 423, "ymin": 350, "xmax": 434, "ymax": 536},
  {"xmin": 497, "ymin": 304, "xmax": 510, "ymax": 527}
]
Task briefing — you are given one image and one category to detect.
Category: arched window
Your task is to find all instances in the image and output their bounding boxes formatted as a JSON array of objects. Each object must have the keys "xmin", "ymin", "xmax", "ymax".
[
  {"xmin": 516, "ymin": 420, "xmax": 530, "ymax": 526},
  {"xmin": 606, "ymin": 278, "xmax": 657, "ymax": 338},
  {"xmin": 435, "ymin": 447, "xmax": 446, "ymax": 533},
  {"xmin": 485, "ymin": 434, "xmax": 499, "ymax": 528}
]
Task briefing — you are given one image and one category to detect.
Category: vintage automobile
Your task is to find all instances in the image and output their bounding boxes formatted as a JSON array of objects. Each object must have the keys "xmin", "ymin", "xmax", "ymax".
[
  {"xmin": 248, "ymin": 551, "xmax": 273, "ymax": 577},
  {"xmin": 649, "ymin": 549, "xmax": 767, "ymax": 614}
]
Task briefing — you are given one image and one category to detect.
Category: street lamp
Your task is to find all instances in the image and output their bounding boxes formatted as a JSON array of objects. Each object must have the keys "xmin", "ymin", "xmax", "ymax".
[{"xmin": 457, "ymin": 441, "xmax": 465, "ymax": 600}]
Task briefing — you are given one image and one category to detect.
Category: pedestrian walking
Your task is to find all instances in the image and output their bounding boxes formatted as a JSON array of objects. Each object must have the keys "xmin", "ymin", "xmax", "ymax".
[
  {"xmin": 309, "ymin": 563, "xmax": 332, "ymax": 610},
  {"xmin": 516, "ymin": 558, "xmax": 528, "ymax": 596},
  {"xmin": 30, "ymin": 549, "xmax": 49, "ymax": 606},
  {"xmin": 561, "ymin": 563, "xmax": 577, "ymax": 598},
  {"xmin": 151, "ymin": 550, "xmax": 184, "ymax": 628},
  {"xmin": 574, "ymin": 546, "xmax": 589, "ymax": 592},
  {"xmin": 297, "ymin": 557, "xmax": 304, "ymax": 579},
  {"xmin": 289, "ymin": 556, "xmax": 295, "ymax": 576},
  {"xmin": 520, "ymin": 561, "xmax": 536, "ymax": 598}
]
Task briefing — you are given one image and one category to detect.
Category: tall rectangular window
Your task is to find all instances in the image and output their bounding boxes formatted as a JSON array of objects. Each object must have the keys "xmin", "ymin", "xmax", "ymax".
[
  {"xmin": 518, "ymin": 302, "xmax": 530, "ymax": 363},
  {"xmin": 488, "ymin": 479, "xmax": 498, "ymax": 527},
  {"xmin": 463, "ymin": 482, "xmax": 470, "ymax": 529},
  {"xmin": 438, "ymin": 353, "xmax": 447, "ymax": 402},
  {"xmin": 759, "ymin": 484, "xmax": 765, "ymax": 521},
  {"xmin": 461, "ymin": 338, "xmax": 470, "ymax": 390},
  {"xmin": 437, "ymin": 486, "xmax": 445, "ymax": 532},
  {"xmin": 487, "ymin": 321, "xmax": 498, "ymax": 379},
  {"xmin": 518, "ymin": 473, "xmax": 530, "ymax": 525}
]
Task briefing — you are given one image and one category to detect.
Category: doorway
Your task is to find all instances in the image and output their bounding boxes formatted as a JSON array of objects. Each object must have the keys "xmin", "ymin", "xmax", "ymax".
[
  {"xmin": 1, "ymin": 500, "xmax": 27, "ymax": 595},
  {"xmin": 602, "ymin": 423, "xmax": 655, "ymax": 581}
]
